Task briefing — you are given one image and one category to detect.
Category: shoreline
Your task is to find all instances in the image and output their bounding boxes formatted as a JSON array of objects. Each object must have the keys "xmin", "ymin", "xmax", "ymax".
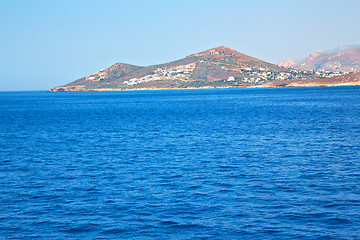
[{"xmin": 50, "ymin": 83, "xmax": 360, "ymax": 92}]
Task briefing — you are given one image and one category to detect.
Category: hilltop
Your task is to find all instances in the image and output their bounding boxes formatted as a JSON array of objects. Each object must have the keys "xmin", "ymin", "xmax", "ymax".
[
  {"xmin": 51, "ymin": 46, "xmax": 348, "ymax": 91},
  {"xmin": 278, "ymin": 57, "xmax": 298, "ymax": 68}
]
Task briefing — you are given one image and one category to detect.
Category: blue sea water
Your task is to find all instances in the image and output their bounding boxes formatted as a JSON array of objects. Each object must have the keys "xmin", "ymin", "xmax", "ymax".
[{"xmin": 0, "ymin": 87, "xmax": 360, "ymax": 239}]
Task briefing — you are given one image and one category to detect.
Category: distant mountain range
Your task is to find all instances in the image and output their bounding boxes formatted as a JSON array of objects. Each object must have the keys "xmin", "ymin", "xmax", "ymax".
[
  {"xmin": 279, "ymin": 45, "xmax": 360, "ymax": 72},
  {"xmin": 51, "ymin": 46, "xmax": 360, "ymax": 91}
]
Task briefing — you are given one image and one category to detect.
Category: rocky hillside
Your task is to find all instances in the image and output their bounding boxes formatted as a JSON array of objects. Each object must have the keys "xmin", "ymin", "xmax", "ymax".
[
  {"xmin": 279, "ymin": 46, "xmax": 360, "ymax": 72},
  {"xmin": 51, "ymin": 46, "xmax": 347, "ymax": 91},
  {"xmin": 278, "ymin": 57, "xmax": 298, "ymax": 68}
]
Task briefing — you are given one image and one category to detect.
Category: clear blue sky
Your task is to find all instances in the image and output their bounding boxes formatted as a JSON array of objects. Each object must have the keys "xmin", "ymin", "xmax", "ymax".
[{"xmin": 1, "ymin": 0, "xmax": 359, "ymax": 91}]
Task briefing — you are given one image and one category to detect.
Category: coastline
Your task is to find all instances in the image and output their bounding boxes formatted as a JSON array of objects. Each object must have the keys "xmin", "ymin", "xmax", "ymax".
[{"xmin": 50, "ymin": 82, "xmax": 360, "ymax": 92}]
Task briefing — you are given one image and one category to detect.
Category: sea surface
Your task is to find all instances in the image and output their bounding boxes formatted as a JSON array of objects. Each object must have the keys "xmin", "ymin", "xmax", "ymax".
[{"xmin": 0, "ymin": 87, "xmax": 360, "ymax": 239}]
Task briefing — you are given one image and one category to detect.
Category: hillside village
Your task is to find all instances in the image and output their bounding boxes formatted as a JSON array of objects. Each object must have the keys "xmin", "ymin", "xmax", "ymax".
[
  {"xmin": 225, "ymin": 68, "xmax": 348, "ymax": 85},
  {"xmin": 124, "ymin": 64, "xmax": 195, "ymax": 86},
  {"xmin": 120, "ymin": 66, "xmax": 349, "ymax": 86}
]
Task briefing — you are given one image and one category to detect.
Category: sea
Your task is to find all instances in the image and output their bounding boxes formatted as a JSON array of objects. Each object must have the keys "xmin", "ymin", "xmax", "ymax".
[{"xmin": 0, "ymin": 87, "xmax": 359, "ymax": 239}]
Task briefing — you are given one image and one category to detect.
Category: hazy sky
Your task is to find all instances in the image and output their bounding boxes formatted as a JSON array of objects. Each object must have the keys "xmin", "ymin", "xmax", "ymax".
[{"xmin": 1, "ymin": 0, "xmax": 360, "ymax": 91}]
